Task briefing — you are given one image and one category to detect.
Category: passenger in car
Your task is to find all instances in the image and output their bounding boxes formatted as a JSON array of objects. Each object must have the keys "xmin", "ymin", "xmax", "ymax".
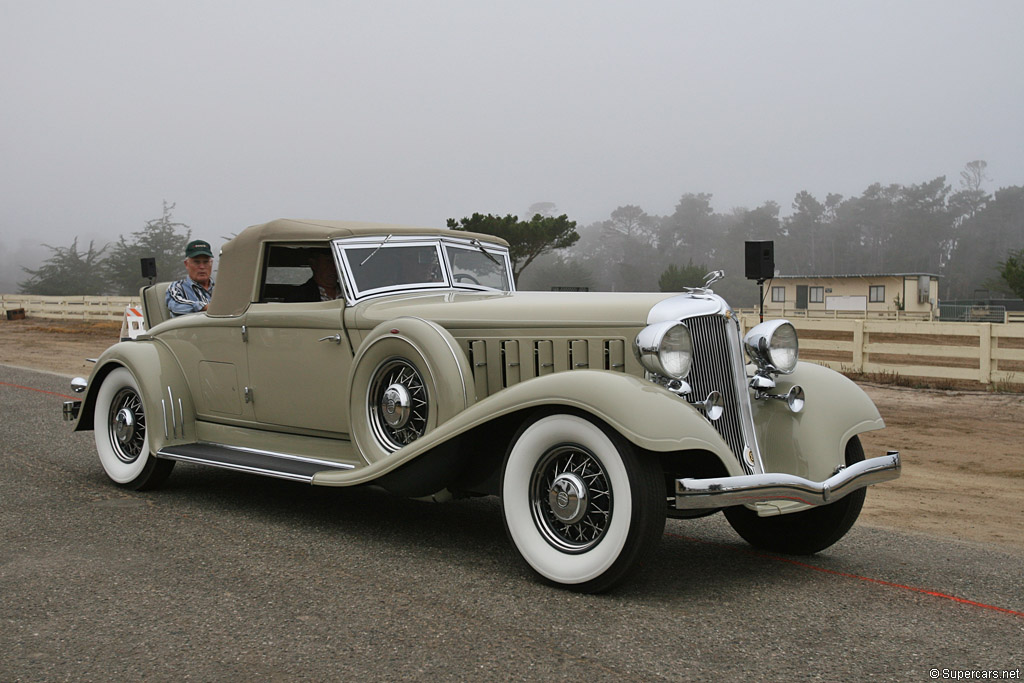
[
  {"xmin": 286, "ymin": 250, "xmax": 343, "ymax": 302},
  {"xmin": 166, "ymin": 240, "xmax": 215, "ymax": 316}
]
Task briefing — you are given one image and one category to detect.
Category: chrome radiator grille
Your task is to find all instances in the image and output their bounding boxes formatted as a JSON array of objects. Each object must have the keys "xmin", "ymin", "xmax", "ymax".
[{"xmin": 685, "ymin": 314, "xmax": 754, "ymax": 474}]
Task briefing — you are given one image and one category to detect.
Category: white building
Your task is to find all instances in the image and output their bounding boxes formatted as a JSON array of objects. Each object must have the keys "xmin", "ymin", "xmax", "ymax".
[{"xmin": 763, "ymin": 273, "xmax": 939, "ymax": 315}]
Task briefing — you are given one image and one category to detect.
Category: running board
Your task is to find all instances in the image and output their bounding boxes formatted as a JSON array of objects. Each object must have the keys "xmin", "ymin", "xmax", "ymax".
[{"xmin": 156, "ymin": 443, "xmax": 356, "ymax": 483}]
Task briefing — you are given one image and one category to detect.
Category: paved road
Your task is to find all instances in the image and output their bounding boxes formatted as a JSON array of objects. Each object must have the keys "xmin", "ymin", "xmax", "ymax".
[{"xmin": 2, "ymin": 364, "xmax": 1022, "ymax": 681}]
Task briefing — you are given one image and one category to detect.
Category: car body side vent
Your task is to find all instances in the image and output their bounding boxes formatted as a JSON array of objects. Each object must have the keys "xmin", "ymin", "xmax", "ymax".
[
  {"xmin": 570, "ymin": 339, "xmax": 589, "ymax": 369},
  {"xmin": 501, "ymin": 340, "xmax": 521, "ymax": 387},
  {"xmin": 534, "ymin": 340, "xmax": 554, "ymax": 376},
  {"xmin": 604, "ymin": 339, "xmax": 625, "ymax": 371},
  {"xmin": 468, "ymin": 340, "xmax": 488, "ymax": 397}
]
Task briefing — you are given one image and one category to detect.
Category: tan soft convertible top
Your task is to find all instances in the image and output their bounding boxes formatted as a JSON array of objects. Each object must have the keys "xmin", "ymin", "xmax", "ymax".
[{"xmin": 207, "ymin": 218, "xmax": 508, "ymax": 317}]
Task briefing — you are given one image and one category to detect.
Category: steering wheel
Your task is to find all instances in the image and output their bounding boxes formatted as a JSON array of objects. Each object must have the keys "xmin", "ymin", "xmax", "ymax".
[{"xmin": 454, "ymin": 273, "xmax": 481, "ymax": 285}]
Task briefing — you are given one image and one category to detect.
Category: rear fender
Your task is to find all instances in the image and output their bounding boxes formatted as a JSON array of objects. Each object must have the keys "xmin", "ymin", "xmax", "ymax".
[
  {"xmin": 314, "ymin": 370, "xmax": 743, "ymax": 486},
  {"xmin": 73, "ymin": 340, "xmax": 195, "ymax": 453}
]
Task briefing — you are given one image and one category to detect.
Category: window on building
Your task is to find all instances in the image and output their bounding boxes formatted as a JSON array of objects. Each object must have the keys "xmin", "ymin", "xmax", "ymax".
[
  {"xmin": 869, "ymin": 285, "xmax": 885, "ymax": 303},
  {"xmin": 809, "ymin": 286, "xmax": 824, "ymax": 304},
  {"xmin": 771, "ymin": 286, "xmax": 785, "ymax": 302}
]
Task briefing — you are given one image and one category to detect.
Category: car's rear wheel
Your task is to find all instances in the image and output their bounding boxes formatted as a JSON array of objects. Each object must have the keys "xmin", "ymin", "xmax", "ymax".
[
  {"xmin": 94, "ymin": 367, "xmax": 174, "ymax": 490},
  {"xmin": 724, "ymin": 435, "xmax": 867, "ymax": 554},
  {"xmin": 501, "ymin": 413, "xmax": 666, "ymax": 593}
]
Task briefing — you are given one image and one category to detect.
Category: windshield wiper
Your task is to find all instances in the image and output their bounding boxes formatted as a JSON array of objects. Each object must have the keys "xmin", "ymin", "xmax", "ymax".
[
  {"xmin": 360, "ymin": 234, "xmax": 392, "ymax": 266},
  {"xmin": 470, "ymin": 238, "xmax": 501, "ymax": 266}
]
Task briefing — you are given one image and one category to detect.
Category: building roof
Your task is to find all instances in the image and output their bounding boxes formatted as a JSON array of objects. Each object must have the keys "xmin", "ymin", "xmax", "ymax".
[{"xmin": 772, "ymin": 273, "xmax": 939, "ymax": 280}]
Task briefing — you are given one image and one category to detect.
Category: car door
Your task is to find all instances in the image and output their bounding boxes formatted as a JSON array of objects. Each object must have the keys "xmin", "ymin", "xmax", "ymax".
[
  {"xmin": 244, "ymin": 301, "xmax": 353, "ymax": 434},
  {"xmin": 242, "ymin": 243, "xmax": 354, "ymax": 434}
]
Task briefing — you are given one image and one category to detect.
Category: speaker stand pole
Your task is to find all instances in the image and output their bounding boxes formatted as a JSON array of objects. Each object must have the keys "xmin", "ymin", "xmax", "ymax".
[{"xmin": 757, "ymin": 278, "xmax": 765, "ymax": 323}]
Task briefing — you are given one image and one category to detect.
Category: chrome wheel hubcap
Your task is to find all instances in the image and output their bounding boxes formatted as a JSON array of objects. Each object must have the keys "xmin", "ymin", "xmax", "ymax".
[
  {"xmin": 114, "ymin": 408, "xmax": 136, "ymax": 444},
  {"xmin": 530, "ymin": 445, "xmax": 612, "ymax": 553},
  {"xmin": 548, "ymin": 472, "xmax": 588, "ymax": 525},
  {"xmin": 380, "ymin": 383, "xmax": 411, "ymax": 429},
  {"xmin": 368, "ymin": 358, "xmax": 428, "ymax": 451},
  {"xmin": 108, "ymin": 387, "xmax": 145, "ymax": 464}
]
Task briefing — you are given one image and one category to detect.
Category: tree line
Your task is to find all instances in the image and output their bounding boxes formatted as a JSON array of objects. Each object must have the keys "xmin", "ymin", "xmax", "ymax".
[
  {"xmin": 18, "ymin": 203, "xmax": 192, "ymax": 296},
  {"xmin": 510, "ymin": 162, "xmax": 1024, "ymax": 306},
  {"xmin": 15, "ymin": 161, "xmax": 1024, "ymax": 304}
]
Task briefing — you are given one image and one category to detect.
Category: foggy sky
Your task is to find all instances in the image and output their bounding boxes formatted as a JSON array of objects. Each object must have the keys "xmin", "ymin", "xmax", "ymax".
[{"xmin": 3, "ymin": 0, "xmax": 1023, "ymax": 290}]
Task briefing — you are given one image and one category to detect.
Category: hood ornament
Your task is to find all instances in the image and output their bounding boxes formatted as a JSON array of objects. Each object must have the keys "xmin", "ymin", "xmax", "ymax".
[
  {"xmin": 702, "ymin": 270, "xmax": 725, "ymax": 289},
  {"xmin": 682, "ymin": 270, "xmax": 725, "ymax": 296}
]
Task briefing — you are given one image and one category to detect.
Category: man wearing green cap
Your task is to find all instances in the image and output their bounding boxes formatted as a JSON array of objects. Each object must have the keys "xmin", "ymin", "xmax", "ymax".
[{"xmin": 166, "ymin": 239, "xmax": 215, "ymax": 316}]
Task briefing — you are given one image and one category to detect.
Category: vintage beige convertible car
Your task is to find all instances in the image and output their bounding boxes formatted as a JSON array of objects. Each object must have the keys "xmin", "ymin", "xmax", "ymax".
[{"xmin": 64, "ymin": 218, "xmax": 900, "ymax": 592}]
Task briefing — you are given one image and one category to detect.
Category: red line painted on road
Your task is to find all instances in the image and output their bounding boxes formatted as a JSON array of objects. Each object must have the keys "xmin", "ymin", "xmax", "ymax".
[
  {"xmin": 665, "ymin": 531, "xmax": 1024, "ymax": 619},
  {"xmin": 0, "ymin": 380, "xmax": 77, "ymax": 400}
]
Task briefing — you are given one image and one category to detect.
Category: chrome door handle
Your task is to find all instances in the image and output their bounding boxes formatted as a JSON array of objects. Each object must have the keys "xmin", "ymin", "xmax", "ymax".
[{"xmin": 318, "ymin": 334, "xmax": 342, "ymax": 345}]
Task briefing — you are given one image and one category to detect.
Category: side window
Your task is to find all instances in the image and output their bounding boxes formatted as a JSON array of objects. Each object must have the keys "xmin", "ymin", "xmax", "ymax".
[{"xmin": 259, "ymin": 244, "xmax": 333, "ymax": 303}]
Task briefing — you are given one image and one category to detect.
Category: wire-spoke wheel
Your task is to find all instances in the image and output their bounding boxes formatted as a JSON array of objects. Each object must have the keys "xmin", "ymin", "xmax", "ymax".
[
  {"xmin": 502, "ymin": 413, "xmax": 665, "ymax": 593},
  {"xmin": 529, "ymin": 444, "xmax": 613, "ymax": 553},
  {"xmin": 94, "ymin": 367, "xmax": 174, "ymax": 490},
  {"xmin": 349, "ymin": 318, "xmax": 474, "ymax": 465},
  {"xmin": 367, "ymin": 358, "xmax": 429, "ymax": 451}
]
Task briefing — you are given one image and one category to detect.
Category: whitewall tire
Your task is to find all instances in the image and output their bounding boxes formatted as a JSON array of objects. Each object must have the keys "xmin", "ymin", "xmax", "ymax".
[
  {"xmin": 501, "ymin": 413, "xmax": 665, "ymax": 593},
  {"xmin": 94, "ymin": 367, "xmax": 174, "ymax": 490}
]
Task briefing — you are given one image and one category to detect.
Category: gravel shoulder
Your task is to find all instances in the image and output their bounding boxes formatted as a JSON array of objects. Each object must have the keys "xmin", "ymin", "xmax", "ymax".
[{"xmin": 5, "ymin": 316, "xmax": 1022, "ymax": 552}]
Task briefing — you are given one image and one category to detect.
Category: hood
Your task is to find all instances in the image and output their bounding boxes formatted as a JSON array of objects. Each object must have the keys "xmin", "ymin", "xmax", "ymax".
[{"xmin": 350, "ymin": 290, "xmax": 730, "ymax": 331}]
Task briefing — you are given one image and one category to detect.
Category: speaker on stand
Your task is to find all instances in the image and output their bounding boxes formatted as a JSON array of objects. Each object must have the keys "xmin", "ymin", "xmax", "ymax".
[{"xmin": 745, "ymin": 241, "xmax": 774, "ymax": 323}]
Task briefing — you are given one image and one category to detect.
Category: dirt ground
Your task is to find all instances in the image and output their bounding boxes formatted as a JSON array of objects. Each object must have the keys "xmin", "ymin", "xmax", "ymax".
[{"xmin": 3, "ymin": 317, "xmax": 1022, "ymax": 552}]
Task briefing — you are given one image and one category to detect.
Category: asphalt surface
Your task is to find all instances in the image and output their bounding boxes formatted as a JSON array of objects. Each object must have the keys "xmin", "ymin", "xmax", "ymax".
[{"xmin": 2, "ymin": 364, "xmax": 1022, "ymax": 681}]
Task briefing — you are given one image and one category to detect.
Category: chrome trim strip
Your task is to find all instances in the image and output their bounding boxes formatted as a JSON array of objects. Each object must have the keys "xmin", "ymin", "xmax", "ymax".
[
  {"xmin": 167, "ymin": 386, "xmax": 177, "ymax": 438},
  {"xmin": 178, "ymin": 398, "xmax": 184, "ymax": 438},
  {"xmin": 156, "ymin": 452, "xmax": 315, "ymax": 483},
  {"xmin": 161, "ymin": 399, "xmax": 168, "ymax": 439},
  {"xmin": 193, "ymin": 442, "xmax": 357, "ymax": 470},
  {"xmin": 674, "ymin": 451, "xmax": 901, "ymax": 509},
  {"xmin": 725, "ymin": 316, "xmax": 766, "ymax": 474},
  {"xmin": 417, "ymin": 317, "xmax": 471, "ymax": 409}
]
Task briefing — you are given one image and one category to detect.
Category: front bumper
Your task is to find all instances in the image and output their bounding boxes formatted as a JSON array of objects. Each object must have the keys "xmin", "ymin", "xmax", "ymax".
[{"xmin": 675, "ymin": 451, "xmax": 900, "ymax": 510}]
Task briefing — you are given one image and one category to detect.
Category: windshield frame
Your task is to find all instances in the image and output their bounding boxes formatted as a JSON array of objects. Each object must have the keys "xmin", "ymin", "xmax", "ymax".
[{"xmin": 334, "ymin": 234, "xmax": 514, "ymax": 304}]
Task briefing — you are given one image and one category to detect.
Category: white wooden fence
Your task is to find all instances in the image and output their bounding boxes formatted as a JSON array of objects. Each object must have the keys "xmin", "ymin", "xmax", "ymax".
[
  {"xmin": 739, "ymin": 314, "xmax": 1024, "ymax": 387},
  {"xmin": 744, "ymin": 306, "xmax": 1024, "ymax": 324},
  {"xmin": 1, "ymin": 294, "xmax": 140, "ymax": 321}
]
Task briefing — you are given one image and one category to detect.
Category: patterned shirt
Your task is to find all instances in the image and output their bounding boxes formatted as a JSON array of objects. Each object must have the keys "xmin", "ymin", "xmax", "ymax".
[{"xmin": 166, "ymin": 275, "xmax": 214, "ymax": 317}]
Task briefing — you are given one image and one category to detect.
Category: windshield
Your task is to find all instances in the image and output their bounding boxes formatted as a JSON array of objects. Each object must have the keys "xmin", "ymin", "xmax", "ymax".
[
  {"xmin": 445, "ymin": 244, "xmax": 511, "ymax": 291},
  {"xmin": 340, "ymin": 244, "xmax": 446, "ymax": 297},
  {"xmin": 336, "ymin": 236, "xmax": 513, "ymax": 301}
]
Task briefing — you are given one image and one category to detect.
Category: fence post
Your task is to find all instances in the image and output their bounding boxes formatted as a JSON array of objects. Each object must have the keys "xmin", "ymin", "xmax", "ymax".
[
  {"xmin": 979, "ymin": 323, "xmax": 992, "ymax": 384},
  {"xmin": 852, "ymin": 320, "xmax": 865, "ymax": 373}
]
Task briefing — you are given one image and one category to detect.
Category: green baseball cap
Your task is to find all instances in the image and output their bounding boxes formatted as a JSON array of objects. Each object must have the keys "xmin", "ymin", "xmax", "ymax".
[{"xmin": 185, "ymin": 240, "xmax": 213, "ymax": 259}]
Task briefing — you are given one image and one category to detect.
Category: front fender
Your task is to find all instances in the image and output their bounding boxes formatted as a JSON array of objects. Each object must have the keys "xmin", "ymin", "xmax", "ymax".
[
  {"xmin": 72, "ymin": 340, "xmax": 196, "ymax": 454},
  {"xmin": 753, "ymin": 361, "xmax": 885, "ymax": 482},
  {"xmin": 313, "ymin": 370, "xmax": 742, "ymax": 486}
]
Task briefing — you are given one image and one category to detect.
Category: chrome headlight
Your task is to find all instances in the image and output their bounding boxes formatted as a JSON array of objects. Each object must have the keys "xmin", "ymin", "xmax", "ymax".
[
  {"xmin": 744, "ymin": 319, "xmax": 798, "ymax": 374},
  {"xmin": 635, "ymin": 321, "xmax": 693, "ymax": 379}
]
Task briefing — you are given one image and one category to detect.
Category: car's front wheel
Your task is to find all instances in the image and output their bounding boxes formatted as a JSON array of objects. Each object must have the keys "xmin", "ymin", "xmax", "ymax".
[
  {"xmin": 723, "ymin": 435, "xmax": 867, "ymax": 554},
  {"xmin": 501, "ymin": 413, "xmax": 666, "ymax": 593},
  {"xmin": 94, "ymin": 367, "xmax": 174, "ymax": 490}
]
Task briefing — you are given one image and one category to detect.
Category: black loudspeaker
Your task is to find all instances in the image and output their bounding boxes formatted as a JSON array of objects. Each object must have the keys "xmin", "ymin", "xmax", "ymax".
[
  {"xmin": 140, "ymin": 257, "xmax": 157, "ymax": 279},
  {"xmin": 745, "ymin": 241, "xmax": 775, "ymax": 280}
]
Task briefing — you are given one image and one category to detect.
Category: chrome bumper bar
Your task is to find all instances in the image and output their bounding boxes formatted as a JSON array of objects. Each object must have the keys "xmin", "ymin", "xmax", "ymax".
[{"xmin": 675, "ymin": 451, "xmax": 900, "ymax": 509}]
